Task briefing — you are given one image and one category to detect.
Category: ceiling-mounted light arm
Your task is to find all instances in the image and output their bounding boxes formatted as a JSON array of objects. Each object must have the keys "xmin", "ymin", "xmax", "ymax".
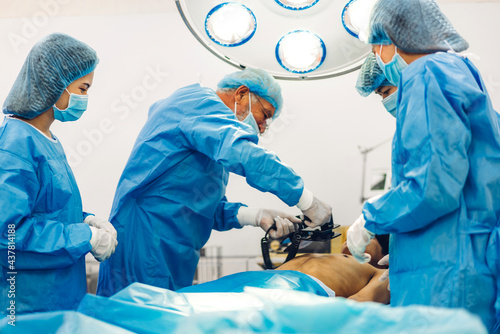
[
  {"xmin": 175, "ymin": 0, "xmax": 246, "ymax": 70},
  {"xmin": 301, "ymin": 64, "xmax": 362, "ymax": 80}
]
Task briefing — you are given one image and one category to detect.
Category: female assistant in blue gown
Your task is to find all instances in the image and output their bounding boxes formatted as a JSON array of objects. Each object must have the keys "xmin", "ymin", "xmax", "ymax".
[
  {"xmin": 0, "ymin": 33, "xmax": 117, "ymax": 314},
  {"xmin": 346, "ymin": 0, "xmax": 500, "ymax": 332}
]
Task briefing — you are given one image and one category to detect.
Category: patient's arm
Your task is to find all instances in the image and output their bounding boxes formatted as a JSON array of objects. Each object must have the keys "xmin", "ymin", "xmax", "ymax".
[{"xmin": 347, "ymin": 269, "xmax": 390, "ymax": 304}]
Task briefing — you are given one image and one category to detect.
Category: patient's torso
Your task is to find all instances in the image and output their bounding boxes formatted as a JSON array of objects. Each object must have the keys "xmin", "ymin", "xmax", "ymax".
[{"xmin": 277, "ymin": 253, "xmax": 378, "ymax": 298}]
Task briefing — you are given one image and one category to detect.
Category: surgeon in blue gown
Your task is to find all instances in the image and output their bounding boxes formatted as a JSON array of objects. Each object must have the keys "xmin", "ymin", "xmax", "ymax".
[
  {"xmin": 346, "ymin": 0, "xmax": 500, "ymax": 332},
  {"xmin": 0, "ymin": 33, "xmax": 118, "ymax": 315},
  {"xmin": 97, "ymin": 68, "xmax": 333, "ymax": 296}
]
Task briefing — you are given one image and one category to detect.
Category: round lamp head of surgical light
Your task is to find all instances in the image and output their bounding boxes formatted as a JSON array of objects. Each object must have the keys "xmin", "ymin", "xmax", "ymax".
[
  {"xmin": 275, "ymin": 30, "xmax": 326, "ymax": 74},
  {"xmin": 205, "ymin": 3, "xmax": 257, "ymax": 47},
  {"xmin": 275, "ymin": 0, "xmax": 320, "ymax": 10},
  {"xmin": 342, "ymin": 0, "xmax": 378, "ymax": 41}
]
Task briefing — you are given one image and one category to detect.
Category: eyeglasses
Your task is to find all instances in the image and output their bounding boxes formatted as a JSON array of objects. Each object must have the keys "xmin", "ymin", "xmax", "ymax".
[
  {"xmin": 255, "ymin": 95, "xmax": 273, "ymax": 120},
  {"xmin": 253, "ymin": 95, "xmax": 274, "ymax": 132},
  {"xmin": 255, "ymin": 95, "xmax": 273, "ymax": 128}
]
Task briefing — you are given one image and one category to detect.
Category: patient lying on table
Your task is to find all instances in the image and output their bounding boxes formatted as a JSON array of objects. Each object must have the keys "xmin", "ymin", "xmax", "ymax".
[
  {"xmin": 278, "ymin": 253, "xmax": 389, "ymax": 303},
  {"xmin": 178, "ymin": 249, "xmax": 390, "ymax": 304}
]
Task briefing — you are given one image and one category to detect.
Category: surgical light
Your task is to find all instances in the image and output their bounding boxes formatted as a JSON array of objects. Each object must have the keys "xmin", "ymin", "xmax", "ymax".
[
  {"xmin": 276, "ymin": 30, "xmax": 326, "ymax": 73},
  {"xmin": 176, "ymin": 0, "xmax": 371, "ymax": 80},
  {"xmin": 205, "ymin": 3, "xmax": 257, "ymax": 46},
  {"xmin": 342, "ymin": 0, "xmax": 378, "ymax": 39},
  {"xmin": 275, "ymin": 0, "xmax": 320, "ymax": 10}
]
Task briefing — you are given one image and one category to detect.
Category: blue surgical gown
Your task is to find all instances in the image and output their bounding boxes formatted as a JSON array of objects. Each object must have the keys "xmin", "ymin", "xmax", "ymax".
[
  {"xmin": 363, "ymin": 53, "xmax": 500, "ymax": 332},
  {"xmin": 97, "ymin": 84, "xmax": 303, "ymax": 296},
  {"xmin": 0, "ymin": 117, "xmax": 92, "ymax": 314}
]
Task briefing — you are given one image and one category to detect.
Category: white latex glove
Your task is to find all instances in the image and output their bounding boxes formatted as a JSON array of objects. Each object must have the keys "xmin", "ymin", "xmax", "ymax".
[
  {"xmin": 296, "ymin": 188, "xmax": 332, "ymax": 228},
  {"xmin": 267, "ymin": 215, "xmax": 298, "ymax": 239},
  {"xmin": 346, "ymin": 214, "xmax": 375, "ymax": 263},
  {"xmin": 237, "ymin": 207, "xmax": 301, "ymax": 238},
  {"xmin": 378, "ymin": 254, "xmax": 390, "ymax": 290},
  {"xmin": 84, "ymin": 215, "xmax": 117, "ymax": 239},
  {"xmin": 89, "ymin": 226, "xmax": 118, "ymax": 262}
]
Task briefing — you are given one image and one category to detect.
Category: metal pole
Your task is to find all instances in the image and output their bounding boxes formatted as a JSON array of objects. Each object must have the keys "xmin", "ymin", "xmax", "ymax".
[
  {"xmin": 360, "ymin": 150, "xmax": 367, "ymax": 203},
  {"xmin": 216, "ymin": 246, "xmax": 222, "ymax": 279},
  {"xmin": 358, "ymin": 137, "xmax": 392, "ymax": 203}
]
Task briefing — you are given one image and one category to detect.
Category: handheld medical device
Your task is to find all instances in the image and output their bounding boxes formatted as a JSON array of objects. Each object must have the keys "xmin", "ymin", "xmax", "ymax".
[{"xmin": 261, "ymin": 216, "xmax": 341, "ymax": 269}]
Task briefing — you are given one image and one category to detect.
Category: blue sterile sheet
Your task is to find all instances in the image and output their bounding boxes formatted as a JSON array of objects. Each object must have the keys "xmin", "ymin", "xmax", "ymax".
[
  {"xmin": 0, "ymin": 311, "xmax": 133, "ymax": 334},
  {"xmin": 177, "ymin": 270, "xmax": 330, "ymax": 296},
  {"xmin": 1, "ymin": 281, "xmax": 488, "ymax": 334}
]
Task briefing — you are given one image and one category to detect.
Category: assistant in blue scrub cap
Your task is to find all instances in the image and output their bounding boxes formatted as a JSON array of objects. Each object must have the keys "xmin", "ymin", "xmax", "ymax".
[
  {"xmin": 347, "ymin": 1, "xmax": 500, "ymax": 332},
  {"xmin": 0, "ymin": 33, "xmax": 117, "ymax": 315}
]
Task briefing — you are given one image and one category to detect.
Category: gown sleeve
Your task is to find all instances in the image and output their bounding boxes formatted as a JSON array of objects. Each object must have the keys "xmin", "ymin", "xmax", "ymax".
[
  {"xmin": 212, "ymin": 197, "xmax": 245, "ymax": 231},
  {"xmin": 0, "ymin": 151, "xmax": 92, "ymax": 270},
  {"xmin": 179, "ymin": 98, "xmax": 304, "ymax": 207}
]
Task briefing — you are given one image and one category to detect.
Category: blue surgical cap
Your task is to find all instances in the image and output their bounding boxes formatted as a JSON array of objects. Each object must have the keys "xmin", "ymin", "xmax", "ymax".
[
  {"xmin": 3, "ymin": 33, "xmax": 99, "ymax": 119},
  {"xmin": 355, "ymin": 53, "xmax": 392, "ymax": 97},
  {"xmin": 368, "ymin": 0, "xmax": 469, "ymax": 53},
  {"xmin": 217, "ymin": 68, "xmax": 283, "ymax": 119}
]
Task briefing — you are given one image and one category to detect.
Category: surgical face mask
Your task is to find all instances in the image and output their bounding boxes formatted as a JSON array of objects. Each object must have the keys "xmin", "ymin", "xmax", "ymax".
[
  {"xmin": 375, "ymin": 45, "xmax": 408, "ymax": 86},
  {"xmin": 242, "ymin": 112, "xmax": 259, "ymax": 136},
  {"xmin": 236, "ymin": 93, "xmax": 260, "ymax": 135},
  {"xmin": 53, "ymin": 88, "xmax": 88, "ymax": 122},
  {"xmin": 382, "ymin": 92, "xmax": 397, "ymax": 118}
]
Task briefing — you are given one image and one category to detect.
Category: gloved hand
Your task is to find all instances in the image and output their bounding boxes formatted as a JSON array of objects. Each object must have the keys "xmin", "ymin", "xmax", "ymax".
[
  {"xmin": 296, "ymin": 188, "xmax": 332, "ymax": 228},
  {"xmin": 346, "ymin": 214, "xmax": 375, "ymax": 263},
  {"xmin": 84, "ymin": 215, "xmax": 117, "ymax": 239},
  {"xmin": 378, "ymin": 254, "xmax": 390, "ymax": 290},
  {"xmin": 258, "ymin": 211, "xmax": 300, "ymax": 239},
  {"xmin": 89, "ymin": 226, "xmax": 118, "ymax": 262},
  {"xmin": 237, "ymin": 207, "xmax": 301, "ymax": 239}
]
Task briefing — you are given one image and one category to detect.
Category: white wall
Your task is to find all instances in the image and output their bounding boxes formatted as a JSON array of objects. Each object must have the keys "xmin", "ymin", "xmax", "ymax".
[{"xmin": 1, "ymin": 2, "xmax": 499, "ymax": 275}]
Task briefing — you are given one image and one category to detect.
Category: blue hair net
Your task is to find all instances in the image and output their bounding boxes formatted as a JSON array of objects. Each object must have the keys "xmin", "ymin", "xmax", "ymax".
[
  {"xmin": 3, "ymin": 33, "xmax": 99, "ymax": 119},
  {"xmin": 368, "ymin": 0, "xmax": 469, "ymax": 53},
  {"xmin": 217, "ymin": 68, "xmax": 283, "ymax": 119},
  {"xmin": 355, "ymin": 53, "xmax": 392, "ymax": 97}
]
